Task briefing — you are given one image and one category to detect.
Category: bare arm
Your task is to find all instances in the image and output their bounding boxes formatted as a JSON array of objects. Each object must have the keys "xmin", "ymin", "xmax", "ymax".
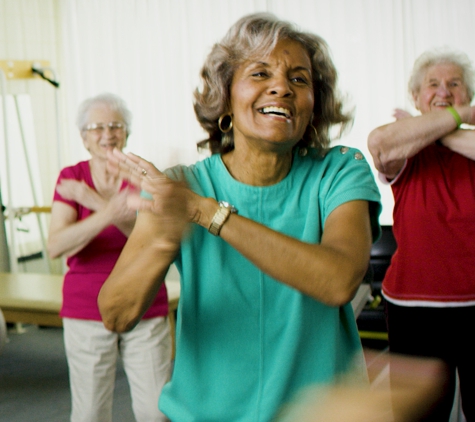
[
  {"xmin": 98, "ymin": 152, "xmax": 189, "ymax": 332},
  {"xmin": 47, "ymin": 189, "xmax": 136, "ymax": 259},
  {"xmin": 56, "ymin": 179, "xmax": 135, "ymax": 236},
  {"xmin": 368, "ymin": 105, "xmax": 475, "ymax": 179},
  {"xmin": 98, "ymin": 210, "xmax": 181, "ymax": 332},
  {"xmin": 218, "ymin": 200, "xmax": 372, "ymax": 306},
  {"xmin": 440, "ymin": 128, "xmax": 475, "ymax": 160},
  {"xmin": 48, "ymin": 201, "xmax": 117, "ymax": 258},
  {"xmin": 56, "ymin": 179, "xmax": 106, "ymax": 211}
]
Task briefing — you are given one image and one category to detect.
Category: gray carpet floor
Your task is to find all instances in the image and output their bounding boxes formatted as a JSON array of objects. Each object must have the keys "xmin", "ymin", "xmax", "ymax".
[{"xmin": 0, "ymin": 324, "xmax": 135, "ymax": 422}]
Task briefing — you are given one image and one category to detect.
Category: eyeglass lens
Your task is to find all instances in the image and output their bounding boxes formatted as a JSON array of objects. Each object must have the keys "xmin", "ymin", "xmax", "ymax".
[{"xmin": 86, "ymin": 122, "xmax": 125, "ymax": 132}]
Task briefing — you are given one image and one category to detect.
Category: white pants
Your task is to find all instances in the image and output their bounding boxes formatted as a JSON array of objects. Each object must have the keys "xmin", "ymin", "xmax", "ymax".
[{"xmin": 63, "ymin": 317, "xmax": 172, "ymax": 422}]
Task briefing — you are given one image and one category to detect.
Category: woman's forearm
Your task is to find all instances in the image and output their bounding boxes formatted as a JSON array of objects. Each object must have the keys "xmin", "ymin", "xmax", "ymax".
[
  {"xmin": 48, "ymin": 208, "xmax": 115, "ymax": 258},
  {"xmin": 98, "ymin": 212, "xmax": 180, "ymax": 332},
  {"xmin": 368, "ymin": 109, "xmax": 460, "ymax": 177},
  {"xmin": 211, "ymin": 201, "xmax": 373, "ymax": 306},
  {"xmin": 441, "ymin": 128, "xmax": 475, "ymax": 160}
]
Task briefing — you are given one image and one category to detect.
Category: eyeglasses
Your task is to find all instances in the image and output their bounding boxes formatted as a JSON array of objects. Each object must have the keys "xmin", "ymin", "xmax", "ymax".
[{"xmin": 84, "ymin": 122, "xmax": 126, "ymax": 134}]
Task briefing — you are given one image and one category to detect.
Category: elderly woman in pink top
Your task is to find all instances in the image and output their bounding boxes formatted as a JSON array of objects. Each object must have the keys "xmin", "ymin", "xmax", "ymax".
[{"xmin": 47, "ymin": 93, "xmax": 171, "ymax": 422}]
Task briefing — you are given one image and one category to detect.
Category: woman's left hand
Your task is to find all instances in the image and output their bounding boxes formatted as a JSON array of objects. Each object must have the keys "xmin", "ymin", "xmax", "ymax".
[
  {"xmin": 106, "ymin": 148, "xmax": 208, "ymax": 243},
  {"xmin": 107, "ymin": 148, "xmax": 176, "ymax": 209},
  {"xmin": 106, "ymin": 148, "xmax": 165, "ymax": 206},
  {"xmin": 107, "ymin": 148, "xmax": 215, "ymax": 225}
]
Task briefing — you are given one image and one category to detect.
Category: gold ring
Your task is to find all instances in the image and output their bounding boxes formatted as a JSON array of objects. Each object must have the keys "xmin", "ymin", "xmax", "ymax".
[{"xmin": 141, "ymin": 169, "xmax": 147, "ymax": 176}]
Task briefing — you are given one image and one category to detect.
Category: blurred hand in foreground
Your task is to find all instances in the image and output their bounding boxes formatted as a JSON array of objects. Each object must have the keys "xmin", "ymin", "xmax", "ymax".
[{"xmin": 276, "ymin": 350, "xmax": 448, "ymax": 422}]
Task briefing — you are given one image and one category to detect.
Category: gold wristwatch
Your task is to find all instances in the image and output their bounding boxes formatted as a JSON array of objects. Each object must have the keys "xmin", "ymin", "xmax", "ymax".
[{"xmin": 208, "ymin": 201, "xmax": 238, "ymax": 236}]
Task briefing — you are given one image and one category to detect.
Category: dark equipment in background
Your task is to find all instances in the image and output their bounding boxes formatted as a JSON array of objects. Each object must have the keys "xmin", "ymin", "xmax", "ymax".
[{"xmin": 358, "ymin": 225, "xmax": 397, "ymax": 349}]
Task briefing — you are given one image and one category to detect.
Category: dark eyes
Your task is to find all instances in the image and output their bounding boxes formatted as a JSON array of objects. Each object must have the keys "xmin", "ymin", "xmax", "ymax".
[
  {"xmin": 291, "ymin": 76, "xmax": 309, "ymax": 84},
  {"xmin": 429, "ymin": 82, "xmax": 460, "ymax": 88},
  {"xmin": 251, "ymin": 72, "xmax": 309, "ymax": 85}
]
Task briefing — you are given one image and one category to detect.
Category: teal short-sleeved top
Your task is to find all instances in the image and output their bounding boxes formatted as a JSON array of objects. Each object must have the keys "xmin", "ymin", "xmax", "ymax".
[{"xmin": 159, "ymin": 146, "xmax": 381, "ymax": 422}]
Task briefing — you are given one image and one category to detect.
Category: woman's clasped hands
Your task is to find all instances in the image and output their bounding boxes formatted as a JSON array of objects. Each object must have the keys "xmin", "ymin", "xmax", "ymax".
[{"xmin": 106, "ymin": 148, "xmax": 199, "ymax": 244}]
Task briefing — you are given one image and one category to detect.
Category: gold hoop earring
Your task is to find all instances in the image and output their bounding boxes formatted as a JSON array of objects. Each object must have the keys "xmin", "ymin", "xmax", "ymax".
[
  {"xmin": 218, "ymin": 114, "xmax": 233, "ymax": 133},
  {"xmin": 311, "ymin": 123, "xmax": 318, "ymax": 141}
]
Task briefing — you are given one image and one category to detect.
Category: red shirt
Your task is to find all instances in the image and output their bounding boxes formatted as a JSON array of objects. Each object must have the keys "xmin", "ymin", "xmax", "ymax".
[{"xmin": 383, "ymin": 143, "xmax": 475, "ymax": 305}]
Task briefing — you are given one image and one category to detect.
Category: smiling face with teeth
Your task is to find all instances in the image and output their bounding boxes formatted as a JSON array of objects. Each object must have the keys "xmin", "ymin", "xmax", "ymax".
[
  {"xmin": 413, "ymin": 62, "xmax": 470, "ymax": 114},
  {"xmin": 228, "ymin": 38, "xmax": 314, "ymax": 153},
  {"xmin": 82, "ymin": 104, "xmax": 127, "ymax": 160}
]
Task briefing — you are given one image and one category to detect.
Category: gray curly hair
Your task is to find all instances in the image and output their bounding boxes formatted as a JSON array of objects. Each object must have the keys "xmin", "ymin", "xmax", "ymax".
[{"xmin": 194, "ymin": 13, "xmax": 352, "ymax": 154}]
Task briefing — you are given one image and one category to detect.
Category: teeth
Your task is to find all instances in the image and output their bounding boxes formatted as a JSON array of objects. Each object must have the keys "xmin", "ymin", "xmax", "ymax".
[{"xmin": 260, "ymin": 106, "xmax": 291, "ymax": 118}]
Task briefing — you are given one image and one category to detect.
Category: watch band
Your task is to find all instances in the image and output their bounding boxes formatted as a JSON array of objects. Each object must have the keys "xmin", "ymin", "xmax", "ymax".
[{"xmin": 208, "ymin": 201, "xmax": 237, "ymax": 236}]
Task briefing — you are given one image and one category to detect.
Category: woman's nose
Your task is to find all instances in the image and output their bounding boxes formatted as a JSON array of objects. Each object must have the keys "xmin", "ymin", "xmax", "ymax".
[
  {"xmin": 268, "ymin": 76, "xmax": 292, "ymax": 97},
  {"xmin": 102, "ymin": 126, "xmax": 115, "ymax": 137},
  {"xmin": 436, "ymin": 83, "xmax": 451, "ymax": 97}
]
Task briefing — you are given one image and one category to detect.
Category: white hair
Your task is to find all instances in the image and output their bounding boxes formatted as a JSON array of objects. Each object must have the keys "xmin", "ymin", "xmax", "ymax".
[
  {"xmin": 409, "ymin": 47, "xmax": 475, "ymax": 100},
  {"xmin": 76, "ymin": 92, "xmax": 133, "ymax": 135}
]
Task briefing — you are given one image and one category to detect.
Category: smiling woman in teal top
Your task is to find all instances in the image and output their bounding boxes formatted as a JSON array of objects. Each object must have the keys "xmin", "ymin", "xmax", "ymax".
[{"xmin": 98, "ymin": 13, "xmax": 381, "ymax": 422}]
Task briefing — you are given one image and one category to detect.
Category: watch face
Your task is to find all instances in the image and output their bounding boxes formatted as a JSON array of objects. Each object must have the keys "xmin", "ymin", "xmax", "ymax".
[{"xmin": 219, "ymin": 201, "xmax": 237, "ymax": 214}]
